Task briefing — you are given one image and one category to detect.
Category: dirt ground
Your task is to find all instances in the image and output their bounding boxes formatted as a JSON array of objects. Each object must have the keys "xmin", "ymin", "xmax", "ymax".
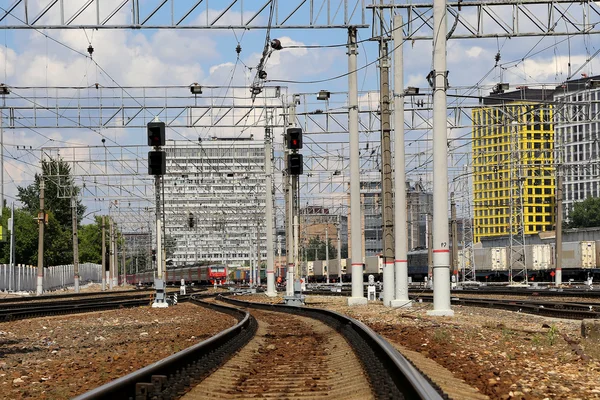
[
  {"xmin": 237, "ymin": 294, "xmax": 600, "ymax": 400},
  {"xmin": 0, "ymin": 302, "xmax": 236, "ymax": 399}
]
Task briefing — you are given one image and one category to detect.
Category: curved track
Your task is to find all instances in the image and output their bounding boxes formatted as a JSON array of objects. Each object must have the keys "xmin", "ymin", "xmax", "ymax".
[
  {"xmin": 183, "ymin": 307, "xmax": 374, "ymax": 399},
  {"xmin": 74, "ymin": 294, "xmax": 444, "ymax": 400}
]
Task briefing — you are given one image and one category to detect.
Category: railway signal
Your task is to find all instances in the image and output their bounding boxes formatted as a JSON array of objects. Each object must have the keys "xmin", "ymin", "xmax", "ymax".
[
  {"xmin": 286, "ymin": 127, "xmax": 302, "ymax": 150},
  {"xmin": 288, "ymin": 153, "xmax": 303, "ymax": 175}
]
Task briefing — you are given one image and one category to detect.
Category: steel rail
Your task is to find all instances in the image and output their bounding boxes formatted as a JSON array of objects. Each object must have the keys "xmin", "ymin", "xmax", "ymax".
[
  {"xmin": 221, "ymin": 296, "xmax": 444, "ymax": 400},
  {"xmin": 73, "ymin": 295, "xmax": 256, "ymax": 400}
]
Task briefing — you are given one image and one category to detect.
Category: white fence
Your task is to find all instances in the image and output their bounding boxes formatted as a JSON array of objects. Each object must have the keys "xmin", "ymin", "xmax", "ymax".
[{"xmin": 0, "ymin": 263, "xmax": 103, "ymax": 293}]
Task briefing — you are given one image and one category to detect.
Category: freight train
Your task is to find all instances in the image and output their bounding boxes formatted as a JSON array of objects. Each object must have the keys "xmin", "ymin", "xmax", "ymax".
[
  {"xmin": 128, "ymin": 264, "xmax": 227, "ymax": 285},
  {"xmin": 304, "ymin": 241, "xmax": 600, "ymax": 283}
]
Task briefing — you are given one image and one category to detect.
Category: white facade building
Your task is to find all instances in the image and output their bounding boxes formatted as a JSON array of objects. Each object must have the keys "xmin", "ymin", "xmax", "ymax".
[
  {"xmin": 162, "ymin": 139, "xmax": 266, "ymax": 267},
  {"xmin": 554, "ymin": 76, "xmax": 600, "ymax": 221}
]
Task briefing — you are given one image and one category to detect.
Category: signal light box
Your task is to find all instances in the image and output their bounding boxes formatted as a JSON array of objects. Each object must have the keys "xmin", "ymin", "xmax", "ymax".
[{"xmin": 147, "ymin": 121, "xmax": 166, "ymax": 147}]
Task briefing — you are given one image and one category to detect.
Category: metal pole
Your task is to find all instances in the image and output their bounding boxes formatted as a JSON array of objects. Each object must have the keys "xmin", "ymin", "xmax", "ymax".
[
  {"xmin": 428, "ymin": 0, "xmax": 454, "ymax": 316},
  {"xmin": 265, "ymin": 122, "xmax": 277, "ymax": 296},
  {"xmin": 451, "ymin": 192, "xmax": 458, "ymax": 287},
  {"xmin": 325, "ymin": 225, "xmax": 329, "ymax": 284},
  {"xmin": 348, "ymin": 27, "xmax": 367, "ymax": 306},
  {"xmin": 293, "ymin": 177, "xmax": 300, "ymax": 282},
  {"xmin": 72, "ymin": 197, "xmax": 80, "ymax": 293},
  {"xmin": 112, "ymin": 224, "xmax": 118, "ymax": 288},
  {"xmin": 285, "ymin": 103, "xmax": 294, "ymax": 297},
  {"xmin": 256, "ymin": 221, "xmax": 261, "ymax": 286},
  {"xmin": 102, "ymin": 216, "xmax": 106, "ymax": 291},
  {"xmin": 9, "ymin": 202, "xmax": 14, "ymax": 291},
  {"xmin": 391, "ymin": 14, "xmax": 411, "ymax": 308},
  {"xmin": 156, "ymin": 175, "xmax": 163, "ymax": 280},
  {"xmin": 109, "ymin": 218, "xmax": 114, "ymax": 290},
  {"xmin": 337, "ymin": 215, "xmax": 342, "ymax": 283},
  {"xmin": 121, "ymin": 239, "xmax": 126, "ymax": 286},
  {"xmin": 36, "ymin": 179, "xmax": 45, "ymax": 295},
  {"xmin": 555, "ymin": 169, "xmax": 563, "ymax": 286},
  {"xmin": 379, "ymin": 12, "xmax": 395, "ymax": 307}
]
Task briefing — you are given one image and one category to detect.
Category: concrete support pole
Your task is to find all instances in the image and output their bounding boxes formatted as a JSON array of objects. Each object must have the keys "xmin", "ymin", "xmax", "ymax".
[
  {"xmin": 112, "ymin": 225, "xmax": 118, "ymax": 288},
  {"xmin": 256, "ymin": 221, "xmax": 261, "ymax": 286},
  {"xmin": 109, "ymin": 218, "xmax": 114, "ymax": 290},
  {"xmin": 72, "ymin": 197, "xmax": 80, "ymax": 293},
  {"xmin": 391, "ymin": 14, "xmax": 411, "ymax": 308},
  {"xmin": 155, "ymin": 175, "xmax": 163, "ymax": 280},
  {"xmin": 325, "ymin": 226, "xmax": 329, "ymax": 284},
  {"xmin": 102, "ymin": 216, "xmax": 107, "ymax": 291},
  {"xmin": 348, "ymin": 27, "xmax": 367, "ymax": 306},
  {"xmin": 121, "ymin": 240, "xmax": 126, "ymax": 286},
  {"xmin": 285, "ymin": 104, "xmax": 295, "ymax": 297},
  {"xmin": 379, "ymin": 21, "xmax": 395, "ymax": 307},
  {"xmin": 36, "ymin": 179, "xmax": 45, "ymax": 296},
  {"xmin": 9, "ymin": 203, "xmax": 14, "ymax": 291},
  {"xmin": 265, "ymin": 126, "xmax": 277, "ymax": 296},
  {"xmin": 337, "ymin": 215, "xmax": 342, "ymax": 283},
  {"xmin": 428, "ymin": 0, "xmax": 454, "ymax": 316},
  {"xmin": 555, "ymin": 170, "xmax": 563, "ymax": 286},
  {"xmin": 451, "ymin": 192, "xmax": 458, "ymax": 287}
]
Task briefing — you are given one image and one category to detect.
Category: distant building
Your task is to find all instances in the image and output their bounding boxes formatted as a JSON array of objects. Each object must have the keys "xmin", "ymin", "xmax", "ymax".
[
  {"xmin": 347, "ymin": 180, "xmax": 432, "ymax": 259},
  {"xmin": 472, "ymin": 87, "xmax": 555, "ymax": 243},
  {"xmin": 554, "ymin": 75, "xmax": 600, "ymax": 222},
  {"xmin": 162, "ymin": 139, "xmax": 266, "ymax": 267}
]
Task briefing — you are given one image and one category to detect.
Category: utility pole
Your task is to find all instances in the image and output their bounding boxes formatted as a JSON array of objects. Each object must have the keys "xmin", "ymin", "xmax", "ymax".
[
  {"xmin": 451, "ymin": 193, "xmax": 458, "ymax": 287},
  {"xmin": 9, "ymin": 202, "xmax": 14, "ymax": 291},
  {"xmin": 378, "ymin": 0, "xmax": 395, "ymax": 307},
  {"xmin": 555, "ymin": 167, "xmax": 563, "ymax": 286},
  {"xmin": 391, "ymin": 14, "xmax": 410, "ymax": 308},
  {"xmin": 256, "ymin": 221, "xmax": 261, "ymax": 286},
  {"xmin": 109, "ymin": 218, "xmax": 114, "ymax": 290},
  {"xmin": 427, "ymin": 213, "xmax": 433, "ymax": 283},
  {"xmin": 325, "ymin": 225, "xmax": 329, "ymax": 284},
  {"xmin": 102, "ymin": 216, "xmax": 106, "ymax": 291},
  {"xmin": 36, "ymin": 178, "xmax": 45, "ymax": 296},
  {"xmin": 348, "ymin": 26, "xmax": 367, "ymax": 306},
  {"xmin": 265, "ymin": 111, "xmax": 277, "ymax": 296},
  {"xmin": 121, "ymin": 240, "xmax": 126, "ymax": 286},
  {"xmin": 337, "ymin": 214, "xmax": 342, "ymax": 283},
  {"xmin": 72, "ymin": 196, "xmax": 80, "ymax": 293},
  {"xmin": 285, "ymin": 102, "xmax": 296, "ymax": 297},
  {"xmin": 428, "ymin": 0, "xmax": 454, "ymax": 316}
]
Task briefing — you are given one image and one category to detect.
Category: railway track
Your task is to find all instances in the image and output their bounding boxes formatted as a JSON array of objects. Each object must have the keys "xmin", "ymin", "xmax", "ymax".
[
  {"xmin": 0, "ymin": 292, "xmax": 192, "ymax": 321},
  {"xmin": 74, "ymin": 294, "xmax": 444, "ymax": 400},
  {"xmin": 305, "ymin": 289, "xmax": 600, "ymax": 320}
]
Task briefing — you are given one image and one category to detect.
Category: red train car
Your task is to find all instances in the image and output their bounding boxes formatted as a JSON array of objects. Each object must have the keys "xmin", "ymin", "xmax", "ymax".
[{"xmin": 129, "ymin": 264, "xmax": 228, "ymax": 286}]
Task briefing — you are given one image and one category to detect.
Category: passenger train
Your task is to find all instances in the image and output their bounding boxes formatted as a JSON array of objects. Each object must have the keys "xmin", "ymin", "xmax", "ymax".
[{"xmin": 128, "ymin": 264, "xmax": 227, "ymax": 286}]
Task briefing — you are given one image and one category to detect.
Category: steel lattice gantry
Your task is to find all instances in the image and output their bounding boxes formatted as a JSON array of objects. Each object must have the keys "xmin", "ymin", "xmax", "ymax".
[
  {"xmin": 370, "ymin": 0, "xmax": 600, "ymax": 40},
  {"xmin": 0, "ymin": 0, "xmax": 368, "ymax": 29}
]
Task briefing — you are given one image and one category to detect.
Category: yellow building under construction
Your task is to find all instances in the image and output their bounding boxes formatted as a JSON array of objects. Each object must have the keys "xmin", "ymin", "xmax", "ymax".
[{"xmin": 472, "ymin": 88, "xmax": 555, "ymax": 243}]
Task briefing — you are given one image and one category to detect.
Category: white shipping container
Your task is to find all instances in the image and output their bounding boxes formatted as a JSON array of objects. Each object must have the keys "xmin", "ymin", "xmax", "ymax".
[
  {"xmin": 307, "ymin": 261, "xmax": 314, "ymax": 276},
  {"xmin": 561, "ymin": 241, "xmax": 597, "ymax": 269},
  {"xmin": 490, "ymin": 247, "xmax": 507, "ymax": 271},
  {"xmin": 364, "ymin": 256, "xmax": 382, "ymax": 274},
  {"xmin": 528, "ymin": 244, "xmax": 552, "ymax": 270}
]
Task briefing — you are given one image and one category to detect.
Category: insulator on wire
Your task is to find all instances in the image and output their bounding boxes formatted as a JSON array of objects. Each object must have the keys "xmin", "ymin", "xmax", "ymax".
[
  {"xmin": 87, "ymin": 45, "xmax": 94, "ymax": 56},
  {"xmin": 236, "ymin": 44, "xmax": 242, "ymax": 55},
  {"xmin": 270, "ymin": 39, "xmax": 282, "ymax": 50}
]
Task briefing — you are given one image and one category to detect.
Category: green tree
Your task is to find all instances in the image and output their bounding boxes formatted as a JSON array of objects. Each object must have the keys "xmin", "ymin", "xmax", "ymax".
[
  {"xmin": 0, "ymin": 207, "xmax": 39, "ymax": 265},
  {"xmin": 568, "ymin": 197, "xmax": 600, "ymax": 228},
  {"xmin": 16, "ymin": 157, "xmax": 86, "ymax": 266},
  {"xmin": 78, "ymin": 216, "xmax": 104, "ymax": 264},
  {"xmin": 17, "ymin": 157, "xmax": 86, "ymax": 229},
  {"xmin": 302, "ymin": 235, "xmax": 337, "ymax": 261}
]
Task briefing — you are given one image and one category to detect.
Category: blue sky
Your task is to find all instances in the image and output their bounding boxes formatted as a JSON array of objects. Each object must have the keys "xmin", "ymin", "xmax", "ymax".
[{"xmin": 0, "ymin": 0, "xmax": 599, "ymax": 224}]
